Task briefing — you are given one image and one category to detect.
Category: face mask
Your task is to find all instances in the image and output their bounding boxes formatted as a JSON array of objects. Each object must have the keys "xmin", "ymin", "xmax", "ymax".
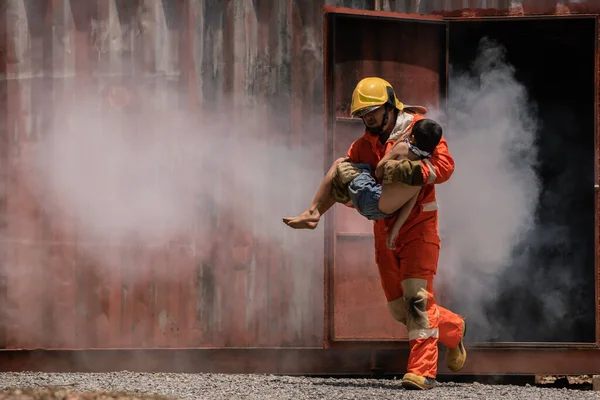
[{"xmin": 404, "ymin": 137, "xmax": 432, "ymax": 159}]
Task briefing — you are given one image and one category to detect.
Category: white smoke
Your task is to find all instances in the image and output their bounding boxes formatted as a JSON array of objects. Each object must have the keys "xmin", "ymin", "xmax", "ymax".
[
  {"xmin": 12, "ymin": 81, "xmax": 325, "ymax": 346},
  {"xmin": 432, "ymin": 37, "xmax": 542, "ymax": 341}
]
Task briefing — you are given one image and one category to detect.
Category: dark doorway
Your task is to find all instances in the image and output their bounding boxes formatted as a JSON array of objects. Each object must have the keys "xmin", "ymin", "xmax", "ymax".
[{"xmin": 447, "ymin": 18, "xmax": 596, "ymax": 343}]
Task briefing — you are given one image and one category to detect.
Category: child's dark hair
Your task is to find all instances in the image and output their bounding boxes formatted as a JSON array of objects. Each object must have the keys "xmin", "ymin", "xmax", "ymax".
[{"xmin": 412, "ymin": 119, "xmax": 443, "ymax": 156}]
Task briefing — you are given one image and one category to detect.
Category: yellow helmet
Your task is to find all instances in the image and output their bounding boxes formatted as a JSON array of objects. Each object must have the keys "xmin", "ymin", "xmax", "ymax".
[{"xmin": 350, "ymin": 77, "xmax": 404, "ymax": 117}]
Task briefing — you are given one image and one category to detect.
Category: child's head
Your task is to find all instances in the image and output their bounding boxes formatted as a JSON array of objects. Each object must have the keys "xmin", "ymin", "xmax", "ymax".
[{"xmin": 409, "ymin": 119, "xmax": 443, "ymax": 158}]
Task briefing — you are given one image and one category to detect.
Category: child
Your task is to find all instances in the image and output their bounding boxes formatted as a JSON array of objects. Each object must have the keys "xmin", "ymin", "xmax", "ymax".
[
  {"xmin": 337, "ymin": 118, "xmax": 443, "ymax": 248},
  {"xmin": 283, "ymin": 118, "xmax": 443, "ymax": 249}
]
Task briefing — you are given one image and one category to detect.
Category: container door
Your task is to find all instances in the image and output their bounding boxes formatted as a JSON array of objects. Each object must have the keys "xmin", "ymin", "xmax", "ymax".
[
  {"xmin": 439, "ymin": 16, "xmax": 599, "ymax": 347},
  {"xmin": 323, "ymin": 7, "xmax": 448, "ymax": 344}
]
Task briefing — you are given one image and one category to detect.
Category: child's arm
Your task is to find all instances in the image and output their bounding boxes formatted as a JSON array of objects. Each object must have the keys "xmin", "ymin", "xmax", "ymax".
[
  {"xmin": 375, "ymin": 142, "xmax": 409, "ymax": 179},
  {"xmin": 386, "ymin": 189, "xmax": 420, "ymax": 250}
]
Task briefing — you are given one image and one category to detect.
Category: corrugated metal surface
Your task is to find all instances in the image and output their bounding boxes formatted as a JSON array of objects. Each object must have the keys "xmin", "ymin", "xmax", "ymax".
[
  {"xmin": 0, "ymin": 0, "xmax": 598, "ymax": 352},
  {"xmin": 381, "ymin": 0, "xmax": 592, "ymax": 14},
  {"xmin": 0, "ymin": 0, "xmax": 334, "ymax": 350}
]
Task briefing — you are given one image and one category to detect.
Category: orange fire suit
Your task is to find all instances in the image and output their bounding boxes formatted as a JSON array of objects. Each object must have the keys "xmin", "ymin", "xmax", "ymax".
[{"xmin": 345, "ymin": 112, "xmax": 464, "ymax": 379}]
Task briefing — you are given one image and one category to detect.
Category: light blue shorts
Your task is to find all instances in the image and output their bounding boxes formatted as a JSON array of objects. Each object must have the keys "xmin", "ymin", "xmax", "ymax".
[{"xmin": 347, "ymin": 163, "xmax": 395, "ymax": 221}]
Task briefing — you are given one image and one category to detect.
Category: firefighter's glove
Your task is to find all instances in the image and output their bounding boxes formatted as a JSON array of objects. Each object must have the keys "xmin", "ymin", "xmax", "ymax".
[
  {"xmin": 383, "ymin": 159, "xmax": 425, "ymax": 186},
  {"xmin": 335, "ymin": 159, "xmax": 361, "ymax": 185}
]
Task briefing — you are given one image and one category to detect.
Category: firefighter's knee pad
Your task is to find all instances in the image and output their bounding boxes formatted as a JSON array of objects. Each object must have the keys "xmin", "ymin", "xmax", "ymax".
[
  {"xmin": 387, "ymin": 297, "xmax": 407, "ymax": 325},
  {"xmin": 402, "ymin": 278, "xmax": 430, "ymax": 329}
]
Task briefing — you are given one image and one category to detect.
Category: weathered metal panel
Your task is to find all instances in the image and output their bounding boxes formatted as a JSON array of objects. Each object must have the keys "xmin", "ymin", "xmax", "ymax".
[
  {"xmin": 595, "ymin": 14, "xmax": 600, "ymax": 347},
  {"xmin": 0, "ymin": 0, "xmax": 599, "ymax": 365},
  {"xmin": 0, "ymin": 0, "xmax": 329, "ymax": 350},
  {"xmin": 594, "ymin": 17, "xmax": 600, "ymax": 344},
  {"xmin": 383, "ymin": 0, "xmax": 595, "ymax": 15}
]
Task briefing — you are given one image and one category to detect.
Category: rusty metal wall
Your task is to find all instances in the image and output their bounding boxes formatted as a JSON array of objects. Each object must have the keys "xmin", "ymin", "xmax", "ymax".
[
  {"xmin": 0, "ymin": 0, "xmax": 598, "ymax": 351},
  {"xmin": 0, "ymin": 0, "xmax": 336, "ymax": 350},
  {"xmin": 381, "ymin": 0, "xmax": 595, "ymax": 14}
]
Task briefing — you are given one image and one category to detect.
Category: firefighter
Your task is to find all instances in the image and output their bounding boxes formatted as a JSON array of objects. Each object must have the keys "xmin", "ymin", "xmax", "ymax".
[{"xmin": 284, "ymin": 77, "xmax": 467, "ymax": 390}]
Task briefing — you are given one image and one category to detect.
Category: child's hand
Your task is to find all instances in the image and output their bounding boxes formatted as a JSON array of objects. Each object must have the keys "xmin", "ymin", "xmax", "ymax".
[{"xmin": 386, "ymin": 232, "xmax": 397, "ymax": 250}]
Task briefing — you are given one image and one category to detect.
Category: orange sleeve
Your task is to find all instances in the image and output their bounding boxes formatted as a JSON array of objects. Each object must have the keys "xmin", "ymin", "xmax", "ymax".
[
  {"xmin": 346, "ymin": 139, "xmax": 361, "ymax": 162},
  {"xmin": 420, "ymin": 136, "xmax": 455, "ymax": 185}
]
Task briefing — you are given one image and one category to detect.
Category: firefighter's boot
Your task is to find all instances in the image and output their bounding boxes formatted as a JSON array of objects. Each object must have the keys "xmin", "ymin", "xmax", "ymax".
[
  {"xmin": 446, "ymin": 319, "xmax": 467, "ymax": 372},
  {"xmin": 401, "ymin": 373, "xmax": 437, "ymax": 390}
]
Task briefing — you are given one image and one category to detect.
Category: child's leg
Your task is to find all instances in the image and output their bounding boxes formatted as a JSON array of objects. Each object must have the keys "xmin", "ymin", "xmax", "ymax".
[
  {"xmin": 386, "ymin": 190, "xmax": 420, "ymax": 250},
  {"xmin": 378, "ymin": 182, "xmax": 421, "ymax": 215},
  {"xmin": 283, "ymin": 157, "xmax": 349, "ymax": 229}
]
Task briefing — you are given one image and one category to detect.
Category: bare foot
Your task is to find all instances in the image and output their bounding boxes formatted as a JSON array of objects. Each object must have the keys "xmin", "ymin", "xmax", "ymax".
[{"xmin": 282, "ymin": 209, "xmax": 320, "ymax": 229}]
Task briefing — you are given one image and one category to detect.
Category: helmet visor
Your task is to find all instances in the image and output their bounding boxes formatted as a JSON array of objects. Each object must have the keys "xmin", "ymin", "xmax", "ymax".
[{"xmin": 352, "ymin": 105, "xmax": 382, "ymax": 118}]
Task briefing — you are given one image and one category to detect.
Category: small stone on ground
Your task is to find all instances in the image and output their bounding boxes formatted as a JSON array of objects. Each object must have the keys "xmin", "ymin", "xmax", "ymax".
[{"xmin": 0, "ymin": 373, "xmax": 598, "ymax": 399}]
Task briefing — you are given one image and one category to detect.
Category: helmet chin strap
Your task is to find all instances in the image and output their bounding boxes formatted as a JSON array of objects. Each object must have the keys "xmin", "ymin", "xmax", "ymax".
[{"xmin": 365, "ymin": 107, "xmax": 390, "ymax": 135}]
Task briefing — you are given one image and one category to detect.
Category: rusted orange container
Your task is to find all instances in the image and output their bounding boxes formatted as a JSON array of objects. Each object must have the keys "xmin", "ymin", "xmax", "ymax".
[{"xmin": 0, "ymin": 0, "xmax": 599, "ymax": 376}]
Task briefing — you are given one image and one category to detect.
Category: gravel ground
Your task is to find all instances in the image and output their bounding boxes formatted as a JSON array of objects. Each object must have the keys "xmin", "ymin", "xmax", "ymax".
[{"xmin": 0, "ymin": 373, "xmax": 598, "ymax": 400}]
